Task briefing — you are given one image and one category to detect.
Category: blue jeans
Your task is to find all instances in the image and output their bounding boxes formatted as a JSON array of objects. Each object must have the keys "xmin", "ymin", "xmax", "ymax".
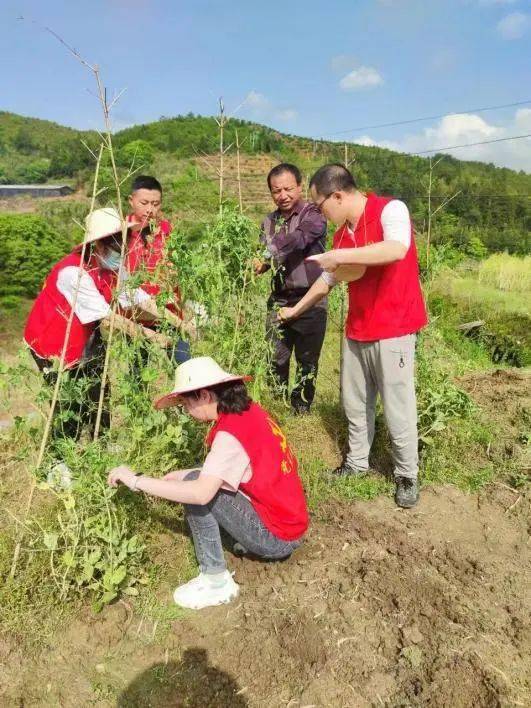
[
  {"xmin": 183, "ymin": 470, "xmax": 302, "ymax": 574},
  {"xmin": 166, "ymin": 339, "xmax": 191, "ymax": 365}
]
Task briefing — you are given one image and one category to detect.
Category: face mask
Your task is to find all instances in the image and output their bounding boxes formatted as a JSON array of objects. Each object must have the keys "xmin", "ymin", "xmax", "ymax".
[{"xmin": 99, "ymin": 248, "xmax": 122, "ymax": 271}]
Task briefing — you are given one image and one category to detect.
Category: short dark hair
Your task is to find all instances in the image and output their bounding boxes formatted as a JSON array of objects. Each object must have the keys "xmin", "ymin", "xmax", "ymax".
[
  {"xmin": 183, "ymin": 380, "xmax": 252, "ymax": 415},
  {"xmin": 131, "ymin": 175, "xmax": 162, "ymax": 194},
  {"xmin": 309, "ymin": 163, "xmax": 357, "ymax": 196},
  {"xmin": 267, "ymin": 163, "xmax": 302, "ymax": 190}
]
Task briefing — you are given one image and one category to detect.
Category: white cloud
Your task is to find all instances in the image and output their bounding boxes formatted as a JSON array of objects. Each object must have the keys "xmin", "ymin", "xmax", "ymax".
[
  {"xmin": 339, "ymin": 66, "xmax": 384, "ymax": 91},
  {"xmin": 514, "ymin": 107, "xmax": 531, "ymax": 131},
  {"xmin": 242, "ymin": 91, "xmax": 297, "ymax": 123},
  {"xmin": 497, "ymin": 11, "xmax": 530, "ymax": 39},
  {"xmin": 275, "ymin": 109, "xmax": 298, "ymax": 121},
  {"xmin": 245, "ymin": 90, "xmax": 270, "ymax": 110},
  {"xmin": 354, "ymin": 135, "xmax": 380, "ymax": 147},
  {"xmin": 355, "ymin": 110, "xmax": 531, "ymax": 172}
]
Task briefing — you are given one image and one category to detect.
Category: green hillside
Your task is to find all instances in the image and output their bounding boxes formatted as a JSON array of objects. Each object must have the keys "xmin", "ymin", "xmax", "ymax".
[
  {"xmin": 0, "ymin": 111, "xmax": 529, "ymax": 254},
  {"xmin": 0, "ymin": 111, "xmax": 97, "ymax": 184}
]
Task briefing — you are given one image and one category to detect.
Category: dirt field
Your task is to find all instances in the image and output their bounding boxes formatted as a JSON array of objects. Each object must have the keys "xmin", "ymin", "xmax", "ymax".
[
  {"xmin": 1, "ymin": 305, "xmax": 529, "ymax": 706},
  {"xmin": 0, "ymin": 480, "xmax": 529, "ymax": 708}
]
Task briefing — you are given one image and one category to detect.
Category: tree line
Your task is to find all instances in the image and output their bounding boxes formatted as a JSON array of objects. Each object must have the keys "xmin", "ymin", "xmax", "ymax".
[{"xmin": 0, "ymin": 111, "xmax": 529, "ymax": 254}]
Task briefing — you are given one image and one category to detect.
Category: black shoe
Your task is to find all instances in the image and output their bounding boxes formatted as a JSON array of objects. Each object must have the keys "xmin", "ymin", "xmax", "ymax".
[
  {"xmin": 395, "ymin": 477, "xmax": 419, "ymax": 508},
  {"xmin": 331, "ymin": 462, "xmax": 367, "ymax": 477},
  {"xmin": 292, "ymin": 403, "xmax": 311, "ymax": 416}
]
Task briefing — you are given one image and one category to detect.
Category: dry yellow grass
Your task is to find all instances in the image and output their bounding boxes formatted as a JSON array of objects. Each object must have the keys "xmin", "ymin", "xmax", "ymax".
[{"xmin": 478, "ymin": 253, "xmax": 531, "ymax": 293}]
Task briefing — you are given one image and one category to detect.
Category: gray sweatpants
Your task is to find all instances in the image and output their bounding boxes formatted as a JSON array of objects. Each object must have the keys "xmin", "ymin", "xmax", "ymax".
[{"xmin": 341, "ymin": 334, "xmax": 419, "ymax": 480}]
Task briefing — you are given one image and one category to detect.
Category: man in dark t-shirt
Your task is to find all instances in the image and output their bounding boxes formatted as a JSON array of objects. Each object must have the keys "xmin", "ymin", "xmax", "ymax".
[{"xmin": 254, "ymin": 163, "xmax": 327, "ymax": 414}]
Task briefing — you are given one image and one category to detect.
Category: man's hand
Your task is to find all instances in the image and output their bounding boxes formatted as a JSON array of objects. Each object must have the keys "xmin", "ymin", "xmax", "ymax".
[
  {"xmin": 108, "ymin": 465, "xmax": 137, "ymax": 489},
  {"xmin": 181, "ymin": 316, "xmax": 198, "ymax": 341},
  {"xmin": 163, "ymin": 309, "xmax": 184, "ymax": 329},
  {"xmin": 147, "ymin": 331, "xmax": 172, "ymax": 347},
  {"xmin": 306, "ymin": 251, "xmax": 340, "ymax": 272},
  {"xmin": 252, "ymin": 258, "xmax": 268, "ymax": 276},
  {"xmin": 278, "ymin": 306, "xmax": 297, "ymax": 322}
]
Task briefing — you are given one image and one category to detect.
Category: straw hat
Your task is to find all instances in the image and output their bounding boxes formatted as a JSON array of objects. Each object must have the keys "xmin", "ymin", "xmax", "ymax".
[
  {"xmin": 83, "ymin": 207, "xmax": 139, "ymax": 245},
  {"xmin": 154, "ymin": 356, "xmax": 252, "ymax": 410}
]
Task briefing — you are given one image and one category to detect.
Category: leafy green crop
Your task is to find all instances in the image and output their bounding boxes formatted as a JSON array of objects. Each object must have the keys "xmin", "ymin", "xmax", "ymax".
[{"xmin": 0, "ymin": 214, "xmax": 72, "ymax": 298}]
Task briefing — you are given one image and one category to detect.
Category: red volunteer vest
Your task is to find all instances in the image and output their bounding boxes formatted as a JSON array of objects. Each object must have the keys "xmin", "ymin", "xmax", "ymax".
[
  {"xmin": 24, "ymin": 251, "xmax": 115, "ymax": 367},
  {"xmin": 206, "ymin": 403, "xmax": 309, "ymax": 541},
  {"xmin": 125, "ymin": 218, "xmax": 182, "ymax": 321},
  {"xmin": 333, "ymin": 193, "xmax": 428, "ymax": 341}
]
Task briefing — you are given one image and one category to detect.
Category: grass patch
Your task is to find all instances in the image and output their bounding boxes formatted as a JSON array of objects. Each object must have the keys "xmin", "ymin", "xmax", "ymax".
[
  {"xmin": 478, "ymin": 253, "xmax": 531, "ymax": 293},
  {"xmin": 437, "ymin": 274, "xmax": 530, "ymax": 318}
]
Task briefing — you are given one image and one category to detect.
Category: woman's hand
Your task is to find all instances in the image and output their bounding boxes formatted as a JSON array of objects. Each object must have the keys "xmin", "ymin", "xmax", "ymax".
[{"xmin": 108, "ymin": 465, "xmax": 137, "ymax": 489}]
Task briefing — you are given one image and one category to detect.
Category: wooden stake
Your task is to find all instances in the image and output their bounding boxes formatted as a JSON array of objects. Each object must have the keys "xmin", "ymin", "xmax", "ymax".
[
  {"xmin": 235, "ymin": 129, "xmax": 243, "ymax": 214},
  {"xmin": 216, "ymin": 97, "xmax": 226, "ymax": 215},
  {"xmin": 427, "ymin": 157, "xmax": 433, "ymax": 268},
  {"xmin": 425, "ymin": 155, "xmax": 459, "ymax": 273},
  {"xmin": 92, "ymin": 72, "xmax": 130, "ymax": 441}
]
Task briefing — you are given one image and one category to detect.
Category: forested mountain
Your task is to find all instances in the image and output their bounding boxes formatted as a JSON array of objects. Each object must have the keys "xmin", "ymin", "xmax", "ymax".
[{"xmin": 0, "ymin": 111, "xmax": 529, "ymax": 254}]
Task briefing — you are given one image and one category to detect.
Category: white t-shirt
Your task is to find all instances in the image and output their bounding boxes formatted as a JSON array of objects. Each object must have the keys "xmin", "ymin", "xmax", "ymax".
[
  {"xmin": 321, "ymin": 199, "xmax": 411, "ymax": 288},
  {"xmin": 200, "ymin": 431, "xmax": 252, "ymax": 492},
  {"xmin": 56, "ymin": 266, "xmax": 151, "ymax": 325}
]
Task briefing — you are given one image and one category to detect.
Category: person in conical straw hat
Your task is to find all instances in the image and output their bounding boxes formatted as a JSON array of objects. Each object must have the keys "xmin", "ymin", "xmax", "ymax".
[
  {"xmin": 108, "ymin": 356, "xmax": 309, "ymax": 610},
  {"xmin": 24, "ymin": 207, "xmax": 173, "ymax": 442}
]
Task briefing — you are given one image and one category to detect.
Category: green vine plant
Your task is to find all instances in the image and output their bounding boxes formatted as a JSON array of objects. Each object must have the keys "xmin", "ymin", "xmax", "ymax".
[{"xmin": 0, "ymin": 195, "xmax": 275, "ymax": 613}]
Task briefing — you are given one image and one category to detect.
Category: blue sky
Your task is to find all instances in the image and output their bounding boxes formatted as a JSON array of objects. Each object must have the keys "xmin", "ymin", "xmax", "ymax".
[{"xmin": 1, "ymin": 0, "xmax": 530, "ymax": 170}]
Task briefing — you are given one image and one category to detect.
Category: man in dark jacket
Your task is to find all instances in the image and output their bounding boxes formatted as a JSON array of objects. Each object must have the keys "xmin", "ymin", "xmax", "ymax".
[{"xmin": 254, "ymin": 163, "xmax": 327, "ymax": 414}]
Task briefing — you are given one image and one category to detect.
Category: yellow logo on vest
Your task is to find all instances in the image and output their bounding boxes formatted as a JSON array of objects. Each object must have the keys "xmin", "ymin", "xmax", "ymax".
[{"xmin": 266, "ymin": 416, "xmax": 296, "ymax": 475}]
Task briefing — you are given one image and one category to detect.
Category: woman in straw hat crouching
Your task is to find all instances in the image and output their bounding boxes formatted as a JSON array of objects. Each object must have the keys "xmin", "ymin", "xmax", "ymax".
[
  {"xmin": 108, "ymin": 356, "xmax": 309, "ymax": 610},
  {"xmin": 24, "ymin": 207, "xmax": 173, "ymax": 443}
]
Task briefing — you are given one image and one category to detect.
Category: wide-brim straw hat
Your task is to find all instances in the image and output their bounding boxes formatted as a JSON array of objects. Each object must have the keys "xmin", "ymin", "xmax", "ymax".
[
  {"xmin": 81, "ymin": 207, "xmax": 140, "ymax": 246},
  {"xmin": 154, "ymin": 356, "xmax": 252, "ymax": 410}
]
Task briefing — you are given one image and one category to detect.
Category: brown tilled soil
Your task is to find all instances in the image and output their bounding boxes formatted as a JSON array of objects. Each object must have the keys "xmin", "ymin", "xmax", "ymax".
[
  {"xmin": 458, "ymin": 369, "xmax": 530, "ymax": 446},
  {"xmin": 0, "ymin": 192, "xmax": 87, "ymax": 214},
  {"xmin": 1, "ymin": 483, "xmax": 529, "ymax": 707},
  {"xmin": 1, "ymin": 312, "xmax": 529, "ymax": 708}
]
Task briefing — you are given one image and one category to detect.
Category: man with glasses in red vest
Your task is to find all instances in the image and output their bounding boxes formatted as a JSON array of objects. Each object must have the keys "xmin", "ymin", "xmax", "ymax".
[{"xmin": 279, "ymin": 164, "xmax": 427, "ymax": 508}]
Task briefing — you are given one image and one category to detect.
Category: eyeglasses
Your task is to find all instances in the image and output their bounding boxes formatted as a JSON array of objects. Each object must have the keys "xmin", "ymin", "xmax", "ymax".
[{"xmin": 315, "ymin": 193, "xmax": 333, "ymax": 213}]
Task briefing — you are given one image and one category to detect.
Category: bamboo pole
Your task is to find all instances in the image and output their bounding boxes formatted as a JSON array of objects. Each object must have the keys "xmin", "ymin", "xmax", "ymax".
[
  {"xmin": 235, "ymin": 129, "xmax": 243, "ymax": 214},
  {"xmin": 426, "ymin": 157, "xmax": 433, "ymax": 269},
  {"xmin": 92, "ymin": 72, "xmax": 130, "ymax": 441},
  {"xmin": 217, "ymin": 97, "xmax": 225, "ymax": 215},
  {"xmin": 21, "ymin": 24, "xmax": 130, "ymax": 441}
]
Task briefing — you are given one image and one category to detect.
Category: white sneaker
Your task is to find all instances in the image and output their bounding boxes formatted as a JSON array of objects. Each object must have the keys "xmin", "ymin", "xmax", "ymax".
[{"xmin": 173, "ymin": 571, "xmax": 239, "ymax": 610}]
